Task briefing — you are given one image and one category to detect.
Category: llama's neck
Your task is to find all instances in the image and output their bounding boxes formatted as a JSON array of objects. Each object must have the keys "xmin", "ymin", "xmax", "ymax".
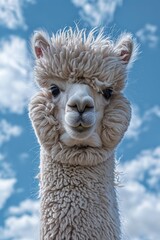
[{"xmin": 39, "ymin": 149, "xmax": 121, "ymax": 240}]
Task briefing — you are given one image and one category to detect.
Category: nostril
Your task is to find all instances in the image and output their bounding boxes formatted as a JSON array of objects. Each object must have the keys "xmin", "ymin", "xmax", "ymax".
[
  {"xmin": 67, "ymin": 96, "xmax": 94, "ymax": 113},
  {"xmin": 68, "ymin": 104, "xmax": 77, "ymax": 108},
  {"xmin": 72, "ymin": 106, "xmax": 94, "ymax": 115},
  {"xmin": 68, "ymin": 104, "xmax": 84, "ymax": 114},
  {"xmin": 67, "ymin": 104, "xmax": 78, "ymax": 112},
  {"xmin": 67, "ymin": 103, "xmax": 94, "ymax": 113},
  {"xmin": 85, "ymin": 105, "xmax": 94, "ymax": 110}
]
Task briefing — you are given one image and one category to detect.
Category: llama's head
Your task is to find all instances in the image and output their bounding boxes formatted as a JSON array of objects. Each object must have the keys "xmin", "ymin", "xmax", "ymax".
[{"xmin": 30, "ymin": 28, "xmax": 137, "ymax": 165}]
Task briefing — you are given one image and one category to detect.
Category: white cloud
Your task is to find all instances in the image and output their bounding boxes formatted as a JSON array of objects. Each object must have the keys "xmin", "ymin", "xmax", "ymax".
[
  {"xmin": 0, "ymin": 178, "xmax": 16, "ymax": 209},
  {"xmin": 0, "ymin": 155, "xmax": 16, "ymax": 209},
  {"xmin": 71, "ymin": 0, "xmax": 123, "ymax": 26},
  {"xmin": 0, "ymin": 36, "xmax": 37, "ymax": 114},
  {"xmin": 0, "ymin": 0, "xmax": 35, "ymax": 30},
  {"xmin": 9, "ymin": 199, "xmax": 39, "ymax": 215},
  {"xmin": 0, "ymin": 199, "xmax": 39, "ymax": 240},
  {"xmin": 19, "ymin": 152, "xmax": 29, "ymax": 161},
  {"xmin": 144, "ymin": 105, "xmax": 160, "ymax": 119},
  {"xmin": 136, "ymin": 24, "xmax": 159, "ymax": 48},
  {"xmin": 0, "ymin": 153, "xmax": 5, "ymax": 161},
  {"xmin": 0, "ymin": 157, "xmax": 39, "ymax": 238},
  {"xmin": 125, "ymin": 105, "xmax": 143, "ymax": 140},
  {"xmin": 0, "ymin": 119, "xmax": 22, "ymax": 146},
  {"xmin": 118, "ymin": 146, "xmax": 160, "ymax": 240},
  {"xmin": 0, "ymin": 119, "xmax": 20, "ymax": 209},
  {"xmin": 125, "ymin": 104, "xmax": 160, "ymax": 140},
  {"xmin": 0, "ymin": 158, "xmax": 14, "ymax": 179}
]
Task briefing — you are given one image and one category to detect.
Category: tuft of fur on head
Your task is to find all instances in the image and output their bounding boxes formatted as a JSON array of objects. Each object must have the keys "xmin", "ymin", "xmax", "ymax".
[
  {"xmin": 31, "ymin": 27, "xmax": 138, "ymax": 91},
  {"xmin": 29, "ymin": 27, "xmax": 136, "ymax": 166}
]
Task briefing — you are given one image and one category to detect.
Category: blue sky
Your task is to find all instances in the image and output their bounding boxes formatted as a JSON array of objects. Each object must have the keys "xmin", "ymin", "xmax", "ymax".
[{"xmin": 0, "ymin": 0, "xmax": 160, "ymax": 239}]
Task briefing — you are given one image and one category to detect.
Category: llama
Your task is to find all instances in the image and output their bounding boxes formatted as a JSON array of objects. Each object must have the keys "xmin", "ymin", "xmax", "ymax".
[{"xmin": 29, "ymin": 28, "xmax": 137, "ymax": 240}]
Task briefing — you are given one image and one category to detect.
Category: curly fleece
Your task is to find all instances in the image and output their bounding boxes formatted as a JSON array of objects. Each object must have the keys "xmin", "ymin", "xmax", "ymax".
[{"xmin": 29, "ymin": 27, "xmax": 136, "ymax": 240}]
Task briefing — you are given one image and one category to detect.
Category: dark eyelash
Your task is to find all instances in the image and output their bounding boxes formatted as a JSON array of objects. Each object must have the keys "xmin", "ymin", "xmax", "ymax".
[
  {"xmin": 101, "ymin": 88, "xmax": 113, "ymax": 100},
  {"xmin": 50, "ymin": 84, "xmax": 60, "ymax": 97}
]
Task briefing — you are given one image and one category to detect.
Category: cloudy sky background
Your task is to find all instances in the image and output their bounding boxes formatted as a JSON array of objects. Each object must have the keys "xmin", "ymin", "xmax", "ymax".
[{"xmin": 0, "ymin": 1, "xmax": 160, "ymax": 239}]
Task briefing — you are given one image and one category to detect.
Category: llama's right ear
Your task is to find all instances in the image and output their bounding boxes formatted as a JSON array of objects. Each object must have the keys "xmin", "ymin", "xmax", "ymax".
[
  {"xmin": 31, "ymin": 31, "xmax": 51, "ymax": 59},
  {"xmin": 114, "ymin": 33, "xmax": 138, "ymax": 66}
]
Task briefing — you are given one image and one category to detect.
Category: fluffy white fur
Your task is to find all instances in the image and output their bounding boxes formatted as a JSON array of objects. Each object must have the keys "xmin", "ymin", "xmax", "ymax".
[{"xmin": 29, "ymin": 27, "xmax": 137, "ymax": 239}]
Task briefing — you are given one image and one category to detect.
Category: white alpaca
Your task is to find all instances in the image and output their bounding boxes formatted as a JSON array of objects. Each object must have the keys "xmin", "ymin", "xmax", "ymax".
[{"xmin": 29, "ymin": 28, "xmax": 137, "ymax": 240}]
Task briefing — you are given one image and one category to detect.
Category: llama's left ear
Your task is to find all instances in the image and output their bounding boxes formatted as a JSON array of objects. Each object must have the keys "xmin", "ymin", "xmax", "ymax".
[
  {"xmin": 31, "ymin": 30, "xmax": 51, "ymax": 59},
  {"xmin": 114, "ymin": 33, "xmax": 137, "ymax": 65}
]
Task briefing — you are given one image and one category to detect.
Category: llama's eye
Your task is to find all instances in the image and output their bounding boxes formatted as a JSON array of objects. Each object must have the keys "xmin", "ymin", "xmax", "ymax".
[
  {"xmin": 50, "ymin": 85, "xmax": 60, "ymax": 97},
  {"xmin": 102, "ymin": 89, "xmax": 113, "ymax": 100}
]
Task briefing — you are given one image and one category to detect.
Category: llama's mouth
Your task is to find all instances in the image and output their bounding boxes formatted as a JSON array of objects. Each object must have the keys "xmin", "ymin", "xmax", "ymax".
[
  {"xmin": 73, "ymin": 124, "xmax": 89, "ymax": 132},
  {"xmin": 64, "ymin": 123, "xmax": 94, "ymax": 140},
  {"xmin": 60, "ymin": 124, "xmax": 102, "ymax": 148},
  {"xmin": 70, "ymin": 125, "xmax": 92, "ymax": 135},
  {"xmin": 65, "ymin": 112, "xmax": 96, "ymax": 129}
]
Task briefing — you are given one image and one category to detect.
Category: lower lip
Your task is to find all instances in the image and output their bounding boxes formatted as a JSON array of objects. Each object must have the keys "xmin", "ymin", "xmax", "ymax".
[
  {"xmin": 70, "ymin": 125, "xmax": 90, "ymax": 133},
  {"xmin": 73, "ymin": 126, "xmax": 88, "ymax": 132}
]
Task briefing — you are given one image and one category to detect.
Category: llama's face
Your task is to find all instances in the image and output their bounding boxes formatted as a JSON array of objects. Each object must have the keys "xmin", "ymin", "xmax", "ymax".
[
  {"xmin": 46, "ymin": 80, "xmax": 110, "ymax": 147},
  {"xmin": 30, "ymin": 29, "xmax": 136, "ymax": 153}
]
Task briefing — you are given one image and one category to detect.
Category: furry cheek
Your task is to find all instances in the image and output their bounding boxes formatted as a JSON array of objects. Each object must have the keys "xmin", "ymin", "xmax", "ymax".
[{"xmin": 101, "ymin": 96, "xmax": 131, "ymax": 149}]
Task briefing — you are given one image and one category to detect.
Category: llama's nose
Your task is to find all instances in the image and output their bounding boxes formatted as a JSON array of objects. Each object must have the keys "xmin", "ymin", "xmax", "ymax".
[{"xmin": 67, "ymin": 95, "xmax": 94, "ymax": 114}]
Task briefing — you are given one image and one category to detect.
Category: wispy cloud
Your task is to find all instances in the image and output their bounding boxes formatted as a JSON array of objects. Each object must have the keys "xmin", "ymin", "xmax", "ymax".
[
  {"xmin": 0, "ymin": 36, "xmax": 37, "ymax": 114},
  {"xmin": 125, "ymin": 105, "xmax": 160, "ymax": 140},
  {"xmin": 125, "ymin": 105, "xmax": 143, "ymax": 140},
  {"xmin": 136, "ymin": 24, "xmax": 159, "ymax": 48},
  {"xmin": 8, "ymin": 199, "xmax": 39, "ymax": 215},
  {"xmin": 0, "ymin": 156, "xmax": 16, "ymax": 209},
  {"xmin": 0, "ymin": 119, "xmax": 22, "ymax": 146},
  {"xmin": 0, "ymin": 0, "xmax": 35, "ymax": 30},
  {"xmin": 118, "ymin": 146, "xmax": 160, "ymax": 239},
  {"xmin": 145, "ymin": 105, "xmax": 160, "ymax": 119},
  {"xmin": 0, "ymin": 178, "xmax": 16, "ymax": 209},
  {"xmin": 0, "ymin": 199, "xmax": 39, "ymax": 240},
  {"xmin": 0, "ymin": 153, "xmax": 5, "ymax": 161},
  {"xmin": 71, "ymin": 0, "xmax": 123, "ymax": 26},
  {"xmin": 19, "ymin": 152, "xmax": 29, "ymax": 161}
]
